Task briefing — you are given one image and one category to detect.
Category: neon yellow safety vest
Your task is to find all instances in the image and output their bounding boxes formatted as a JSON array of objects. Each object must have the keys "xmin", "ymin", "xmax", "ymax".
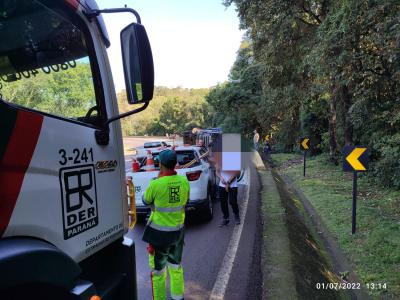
[{"xmin": 143, "ymin": 174, "xmax": 190, "ymax": 240}]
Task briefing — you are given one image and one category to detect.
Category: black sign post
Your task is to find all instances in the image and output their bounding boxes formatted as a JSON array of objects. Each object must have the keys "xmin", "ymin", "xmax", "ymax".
[
  {"xmin": 342, "ymin": 145, "xmax": 369, "ymax": 234},
  {"xmin": 352, "ymin": 171, "xmax": 357, "ymax": 234},
  {"xmin": 299, "ymin": 137, "xmax": 310, "ymax": 177}
]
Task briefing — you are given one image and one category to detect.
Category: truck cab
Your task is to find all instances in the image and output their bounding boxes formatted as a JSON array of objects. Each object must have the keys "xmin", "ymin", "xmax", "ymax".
[{"xmin": 0, "ymin": 0, "xmax": 153, "ymax": 299}]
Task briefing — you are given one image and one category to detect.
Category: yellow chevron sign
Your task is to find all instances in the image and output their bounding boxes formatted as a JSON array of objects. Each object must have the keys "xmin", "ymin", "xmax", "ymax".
[
  {"xmin": 301, "ymin": 138, "xmax": 309, "ymax": 150},
  {"xmin": 346, "ymin": 148, "xmax": 367, "ymax": 171},
  {"xmin": 343, "ymin": 146, "xmax": 369, "ymax": 172},
  {"xmin": 299, "ymin": 137, "xmax": 310, "ymax": 151}
]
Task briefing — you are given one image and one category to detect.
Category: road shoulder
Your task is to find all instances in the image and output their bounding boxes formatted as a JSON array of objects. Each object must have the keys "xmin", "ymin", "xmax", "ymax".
[
  {"xmin": 222, "ymin": 164, "xmax": 262, "ymax": 300},
  {"xmin": 258, "ymin": 166, "xmax": 298, "ymax": 299},
  {"xmin": 281, "ymin": 173, "xmax": 371, "ymax": 300}
]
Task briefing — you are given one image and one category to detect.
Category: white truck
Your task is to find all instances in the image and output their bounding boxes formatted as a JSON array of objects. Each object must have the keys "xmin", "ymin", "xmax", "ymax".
[
  {"xmin": 127, "ymin": 146, "xmax": 217, "ymax": 221},
  {"xmin": 0, "ymin": 0, "xmax": 153, "ymax": 299}
]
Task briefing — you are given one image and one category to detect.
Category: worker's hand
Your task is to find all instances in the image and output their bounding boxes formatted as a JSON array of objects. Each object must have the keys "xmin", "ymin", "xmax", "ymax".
[{"xmin": 221, "ymin": 178, "xmax": 227, "ymax": 185}]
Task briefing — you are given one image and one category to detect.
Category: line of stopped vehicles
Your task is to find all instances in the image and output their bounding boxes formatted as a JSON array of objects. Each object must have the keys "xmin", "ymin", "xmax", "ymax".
[{"xmin": 126, "ymin": 129, "xmax": 245, "ymax": 222}]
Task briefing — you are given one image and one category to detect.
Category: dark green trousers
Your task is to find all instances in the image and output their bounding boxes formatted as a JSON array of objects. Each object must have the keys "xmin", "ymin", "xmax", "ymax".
[{"xmin": 148, "ymin": 235, "xmax": 184, "ymax": 300}]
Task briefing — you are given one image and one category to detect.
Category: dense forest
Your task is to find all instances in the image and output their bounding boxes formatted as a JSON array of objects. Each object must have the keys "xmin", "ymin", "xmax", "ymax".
[
  {"xmin": 2, "ymin": 1, "xmax": 399, "ymax": 189},
  {"xmin": 206, "ymin": 0, "xmax": 400, "ymax": 189}
]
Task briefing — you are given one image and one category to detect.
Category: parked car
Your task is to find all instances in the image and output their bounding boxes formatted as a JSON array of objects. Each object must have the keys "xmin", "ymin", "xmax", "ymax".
[
  {"xmin": 130, "ymin": 140, "xmax": 173, "ymax": 157},
  {"xmin": 127, "ymin": 146, "xmax": 217, "ymax": 222}
]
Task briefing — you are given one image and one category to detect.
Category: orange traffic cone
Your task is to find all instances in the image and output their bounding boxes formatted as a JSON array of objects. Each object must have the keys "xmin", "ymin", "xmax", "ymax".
[
  {"xmin": 132, "ymin": 158, "xmax": 140, "ymax": 172},
  {"xmin": 144, "ymin": 150, "xmax": 156, "ymax": 171}
]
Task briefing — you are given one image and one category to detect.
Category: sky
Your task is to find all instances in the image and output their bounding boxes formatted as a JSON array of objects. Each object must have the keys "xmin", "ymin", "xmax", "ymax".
[{"xmin": 97, "ymin": 0, "xmax": 243, "ymax": 90}]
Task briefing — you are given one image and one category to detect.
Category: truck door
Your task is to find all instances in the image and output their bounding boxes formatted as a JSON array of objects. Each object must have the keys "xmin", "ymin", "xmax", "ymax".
[{"xmin": 0, "ymin": 0, "xmax": 123, "ymax": 262}]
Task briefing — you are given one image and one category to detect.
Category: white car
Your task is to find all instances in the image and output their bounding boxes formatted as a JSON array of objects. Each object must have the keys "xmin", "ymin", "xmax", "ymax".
[
  {"xmin": 130, "ymin": 140, "xmax": 174, "ymax": 157},
  {"xmin": 126, "ymin": 146, "xmax": 217, "ymax": 221}
]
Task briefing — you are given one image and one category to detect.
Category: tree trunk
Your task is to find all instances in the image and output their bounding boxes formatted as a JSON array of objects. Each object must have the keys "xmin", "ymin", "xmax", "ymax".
[
  {"xmin": 334, "ymin": 84, "xmax": 353, "ymax": 147},
  {"xmin": 290, "ymin": 105, "xmax": 301, "ymax": 152},
  {"xmin": 340, "ymin": 85, "xmax": 353, "ymax": 145},
  {"xmin": 328, "ymin": 98, "xmax": 338, "ymax": 163}
]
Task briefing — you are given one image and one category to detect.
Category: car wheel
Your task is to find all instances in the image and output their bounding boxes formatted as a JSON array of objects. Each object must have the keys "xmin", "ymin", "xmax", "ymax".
[{"xmin": 203, "ymin": 190, "xmax": 213, "ymax": 221}]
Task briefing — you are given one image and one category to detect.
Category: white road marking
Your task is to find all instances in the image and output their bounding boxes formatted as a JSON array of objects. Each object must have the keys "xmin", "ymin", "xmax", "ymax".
[{"xmin": 209, "ymin": 167, "xmax": 251, "ymax": 300}]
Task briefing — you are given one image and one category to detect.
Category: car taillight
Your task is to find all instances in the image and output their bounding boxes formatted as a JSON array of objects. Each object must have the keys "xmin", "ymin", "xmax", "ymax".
[{"xmin": 186, "ymin": 170, "xmax": 202, "ymax": 181}]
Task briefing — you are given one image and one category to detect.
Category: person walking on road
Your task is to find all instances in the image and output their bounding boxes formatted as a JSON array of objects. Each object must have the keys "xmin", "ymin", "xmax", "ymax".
[
  {"xmin": 253, "ymin": 129, "xmax": 260, "ymax": 150},
  {"xmin": 142, "ymin": 149, "xmax": 190, "ymax": 300},
  {"xmin": 216, "ymin": 167, "xmax": 241, "ymax": 226}
]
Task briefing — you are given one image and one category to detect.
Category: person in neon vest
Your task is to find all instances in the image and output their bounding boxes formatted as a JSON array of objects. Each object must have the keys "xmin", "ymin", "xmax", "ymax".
[{"xmin": 142, "ymin": 149, "xmax": 189, "ymax": 300}]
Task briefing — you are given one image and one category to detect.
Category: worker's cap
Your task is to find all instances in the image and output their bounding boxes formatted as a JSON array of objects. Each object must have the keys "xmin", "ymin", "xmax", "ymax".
[{"xmin": 157, "ymin": 149, "xmax": 177, "ymax": 169}]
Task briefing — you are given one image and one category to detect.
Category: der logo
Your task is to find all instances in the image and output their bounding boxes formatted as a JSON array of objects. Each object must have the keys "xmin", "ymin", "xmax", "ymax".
[
  {"xmin": 169, "ymin": 186, "xmax": 180, "ymax": 203},
  {"xmin": 59, "ymin": 164, "xmax": 98, "ymax": 240}
]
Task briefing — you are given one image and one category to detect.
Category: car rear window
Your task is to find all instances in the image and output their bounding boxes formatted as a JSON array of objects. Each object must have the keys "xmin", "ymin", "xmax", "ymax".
[
  {"xmin": 144, "ymin": 142, "xmax": 161, "ymax": 148},
  {"xmin": 176, "ymin": 150, "xmax": 200, "ymax": 167},
  {"xmin": 144, "ymin": 150, "xmax": 200, "ymax": 169}
]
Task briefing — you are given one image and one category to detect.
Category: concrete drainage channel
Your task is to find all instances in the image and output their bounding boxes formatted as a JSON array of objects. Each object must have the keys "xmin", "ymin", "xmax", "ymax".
[{"xmin": 259, "ymin": 156, "xmax": 371, "ymax": 300}]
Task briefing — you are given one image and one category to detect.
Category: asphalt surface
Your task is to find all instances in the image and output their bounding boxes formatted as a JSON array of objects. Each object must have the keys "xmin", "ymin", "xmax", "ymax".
[
  {"xmin": 124, "ymin": 151, "xmax": 261, "ymax": 300},
  {"xmin": 224, "ymin": 165, "xmax": 262, "ymax": 300},
  {"xmin": 126, "ymin": 204, "xmax": 235, "ymax": 300}
]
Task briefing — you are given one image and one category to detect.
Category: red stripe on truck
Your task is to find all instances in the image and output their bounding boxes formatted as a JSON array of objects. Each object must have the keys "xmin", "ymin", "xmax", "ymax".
[
  {"xmin": 65, "ymin": 0, "xmax": 79, "ymax": 10},
  {"xmin": 0, "ymin": 110, "xmax": 43, "ymax": 236}
]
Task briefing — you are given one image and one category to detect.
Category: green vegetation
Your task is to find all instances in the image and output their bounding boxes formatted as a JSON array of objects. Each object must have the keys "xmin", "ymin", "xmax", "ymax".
[
  {"xmin": 260, "ymin": 170, "xmax": 298, "ymax": 300},
  {"xmin": 1, "ymin": 63, "xmax": 95, "ymax": 119},
  {"xmin": 271, "ymin": 153, "xmax": 400, "ymax": 299},
  {"xmin": 117, "ymin": 87, "xmax": 212, "ymax": 136},
  {"xmin": 0, "ymin": 63, "xmax": 211, "ymax": 137},
  {"xmin": 213, "ymin": 2, "xmax": 400, "ymax": 296},
  {"xmin": 208, "ymin": 0, "xmax": 400, "ymax": 189}
]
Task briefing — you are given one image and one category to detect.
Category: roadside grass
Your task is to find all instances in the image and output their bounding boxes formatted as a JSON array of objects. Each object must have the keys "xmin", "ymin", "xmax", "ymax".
[
  {"xmin": 259, "ymin": 170, "xmax": 298, "ymax": 299},
  {"xmin": 271, "ymin": 153, "xmax": 400, "ymax": 299}
]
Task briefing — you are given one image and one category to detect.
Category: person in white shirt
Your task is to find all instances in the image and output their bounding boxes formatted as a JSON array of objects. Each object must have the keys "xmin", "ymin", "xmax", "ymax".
[
  {"xmin": 253, "ymin": 129, "xmax": 260, "ymax": 150},
  {"xmin": 216, "ymin": 168, "xmax": 241, "ymax": 226}
]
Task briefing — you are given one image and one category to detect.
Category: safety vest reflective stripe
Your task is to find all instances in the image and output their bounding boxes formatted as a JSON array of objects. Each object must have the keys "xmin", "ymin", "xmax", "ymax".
[
  {"xmin": 155, "ymin": 205, "xmax": 184, "ymax": 213},
  {"xmin": 171, "ymin": 294, "xmax": 184, "ymax": 300},
  {"xmin": 149, "ymin": 222, "xmax": 184, "ymax": 232},
  {"xmin": 152, "ymin": 268, "xmax": 166, "ymax": 276},
  {"xmin": 167, "ymin": 262, "xmax": 181, "ymax": 269}
]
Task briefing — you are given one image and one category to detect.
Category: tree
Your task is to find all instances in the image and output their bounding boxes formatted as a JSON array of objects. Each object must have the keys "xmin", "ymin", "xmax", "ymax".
[
  {"xmin": 220, "ymin": 0, "xmax": 400, "ymax": 187},
  {"xmin": 117, "ymin": 87, "xmax": 212, "ymax": 136},
  {"xmin": 206, "ymin": 38, "xmax": 262, "ymax": 135}
]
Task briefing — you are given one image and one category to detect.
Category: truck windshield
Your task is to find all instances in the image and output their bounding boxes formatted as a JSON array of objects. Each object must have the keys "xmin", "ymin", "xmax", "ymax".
[{"xmin": 0, "ymin": 0, "xmax": 99, "ymax": 125}]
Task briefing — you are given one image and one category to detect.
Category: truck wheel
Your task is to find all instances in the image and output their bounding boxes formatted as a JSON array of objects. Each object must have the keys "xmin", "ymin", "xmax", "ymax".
[{"xmin": 203, "ymin": 190, "xmax": 213, "ymax": 221}]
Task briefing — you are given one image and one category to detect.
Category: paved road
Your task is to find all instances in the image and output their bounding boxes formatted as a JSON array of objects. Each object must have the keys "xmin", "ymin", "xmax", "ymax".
[
  {"xmin": 123, "ymin": 139, "xmax": 261, "ymax": 299},
  {"xmin": 124, "ymin": 170, "xmax": 260, "ymax": 300},
  {"xmin": 126, "ymin": 200, "xmax": 238, "ymax": 299}
]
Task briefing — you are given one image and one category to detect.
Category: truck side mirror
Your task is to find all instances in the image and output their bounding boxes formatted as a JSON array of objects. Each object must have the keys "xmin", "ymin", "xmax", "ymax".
[{"xmin": 120, "ymin": 23, "xmax": 154, "ymax": 104}]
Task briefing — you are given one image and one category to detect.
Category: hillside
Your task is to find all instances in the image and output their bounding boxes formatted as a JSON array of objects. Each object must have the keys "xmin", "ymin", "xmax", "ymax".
[{"xmin": 117, "ymin": 86, "xmax": 212, "ymax": 136}]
